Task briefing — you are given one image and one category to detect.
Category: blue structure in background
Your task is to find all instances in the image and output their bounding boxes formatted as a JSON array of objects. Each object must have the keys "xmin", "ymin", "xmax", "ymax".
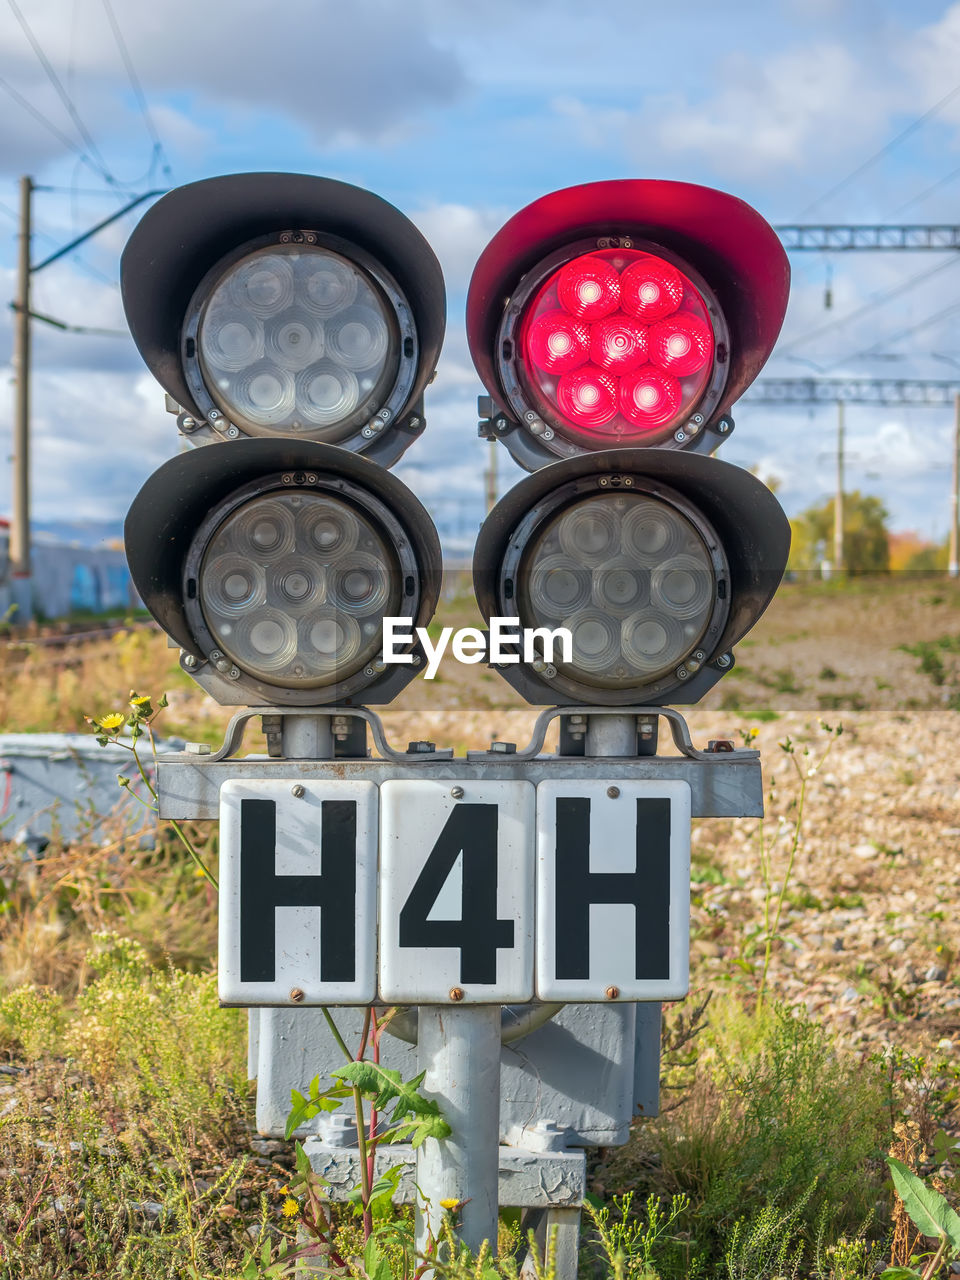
[{"xmin": 0, "ymin": 523, "xmax": 134, "ymax": 620}]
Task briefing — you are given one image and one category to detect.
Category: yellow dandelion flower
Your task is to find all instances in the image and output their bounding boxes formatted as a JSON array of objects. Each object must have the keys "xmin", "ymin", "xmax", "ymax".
[
  {"xmin": 281, "ymin": 1198, "xmax": 300, "ymax": 1219},
  {"xmin": 98, "ymin": 712, "xmax": 125, "ymax": 732},
  {"xmin": 439, "ymin": 1197, "xmax": 461, "ymax": 1211}
]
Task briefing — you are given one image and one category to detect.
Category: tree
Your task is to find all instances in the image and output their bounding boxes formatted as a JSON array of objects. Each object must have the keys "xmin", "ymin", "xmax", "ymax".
[{"xmin": 788, "ymin": 491, "xmax": 890, "ymax": 575}]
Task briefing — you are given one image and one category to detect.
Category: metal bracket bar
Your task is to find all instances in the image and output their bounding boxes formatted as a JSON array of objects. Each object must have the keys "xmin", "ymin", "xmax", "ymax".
[{"xmin": 206, "ymin": 704, "xmax": 757, "ymax": 765}]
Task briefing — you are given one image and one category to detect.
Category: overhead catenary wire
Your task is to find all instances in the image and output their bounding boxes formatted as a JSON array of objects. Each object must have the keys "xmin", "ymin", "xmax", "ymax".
[
  {"xmin": 891, "ymin": 161, "xmax": 960, "ymax": 216},
  {"xmin": 825, "ymin": 298, "xmax": 960, "ymax": 371},
  {"xmin": 797, "ymin": 76, "xmax": 960, "ymax": 218},
  {"xmin": 775, "ymin": 256, "xmax": 960, "ymax": 357},
  {"xmin": 0, "ymin": 71, "xmax": 106, "ymax": 181},
  {"xmin": 99, "ymin": 0, "xmax": 173, "ymax": 182},
  {"xmin": 5, "ymin": 0, "xmax": 118, "ymax": 187}
]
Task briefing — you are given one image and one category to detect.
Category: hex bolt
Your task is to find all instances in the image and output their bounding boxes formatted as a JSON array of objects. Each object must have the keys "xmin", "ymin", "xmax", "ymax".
[
  {"xmin": 449, "ymin": 987, "xmax": 465, "ymax": 1002},
  {"xmin": 607, "ymin": 785, "xmax": 621, "ymax": 799},
  {"xmin": 450, "ymin": 785, "xmax": 465, "ymax": 800},
  {"xmin": 291, "ymin": 784, "xmax": 306, "ymax": 799},
  {"xmin": 184, "ymin": 742, "xmax": 211, "ymax": 755},
  {"xmin": 605, "ymin": 985, "xmax": 620, "ymax": 1000},
  {"xmin": 707, "ymin": 740, "xmax": 735, "ymax": 753},
  {"xmin": 289, "ymin": 987, "xmax": 305, "ymax": 1003}
]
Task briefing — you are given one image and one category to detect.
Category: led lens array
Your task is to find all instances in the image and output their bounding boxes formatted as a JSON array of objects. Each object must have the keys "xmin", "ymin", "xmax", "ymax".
[
  {"xmin": 198, "ymin": 490, "xmax": 400, "ymax": 687},
  {"xmin": 198, "ymin": 245, "xmax": 397, "ymax": 441},
  {"xmin": 518, "ymin": 492, "xmax": 716, "ymax": 689},
  {"xmin": 518, "ymin": 249, "xmax": 715, "ymax": 444}
]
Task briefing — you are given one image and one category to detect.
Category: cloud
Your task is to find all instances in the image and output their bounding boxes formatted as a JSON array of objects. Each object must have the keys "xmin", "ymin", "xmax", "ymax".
[
  {"xmin": 410, "ymin": 202, "xmax": 508, "ymax": 296},
  {"xmin": 0, "ymin": 0, "xmax": 469, "ymax": 169},
  {"xmin": 649, "ymin": 45, "xmax": 890, "ymax": 178}
]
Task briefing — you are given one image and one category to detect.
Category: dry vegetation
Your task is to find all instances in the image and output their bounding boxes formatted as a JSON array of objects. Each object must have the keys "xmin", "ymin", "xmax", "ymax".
[{"xmin": 1, "ymin": 574, "xmax": 960, "ymax": 1277}]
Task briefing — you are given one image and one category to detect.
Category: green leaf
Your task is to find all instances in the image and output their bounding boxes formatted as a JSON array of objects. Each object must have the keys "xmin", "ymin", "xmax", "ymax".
[
  {"xmin": 285, "ymin": 1078, "xmax": 345, "ymax": 1139},
  {"xmin": 388, "ymin": 1112, "xmax": 452, "ymax": 1149},
  {"xmin": 886, "ymin": 1156, "xmax": 960, "ymax": 1251},
  {"xmin": 363, "ymin": 1236, "xmax": 393, "ymax": 1280},
  {"xmin": 294, "ymin": 1141, "xmax": 312, "ymax": 1177},
  {"xmin": 879, "ymin": 1269, "xmax": 922, "ymax": 1279},
  {"xmin": 331, "ymin": 1061, "xmax": 452, "ymax": 1148},
  {"xmin": 347, "ymin": 1163, "xmax": 407, "ymax": 1213}
]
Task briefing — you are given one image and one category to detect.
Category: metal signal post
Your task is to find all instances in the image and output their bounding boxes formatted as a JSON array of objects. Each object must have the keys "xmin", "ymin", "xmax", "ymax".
[{"xmin": 120, "ymin": 174, "xmax": 792, "ymax": 1276}]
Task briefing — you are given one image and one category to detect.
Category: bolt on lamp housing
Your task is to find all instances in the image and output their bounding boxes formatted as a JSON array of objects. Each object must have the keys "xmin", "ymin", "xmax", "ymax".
[
  {"xmin": 125, "ymin": 439, "xmax": 442, "ymax": 707},
  {"xmin": 122, "ymin": 173, "xmax": 445, "ymax": 468},
  {"xmin": 473, "ymin": 449, "xmax": 790, "ymax": 707},
  {"xmin": 467, "ymin": 180, "xmax": 790, "ymax": 471}
]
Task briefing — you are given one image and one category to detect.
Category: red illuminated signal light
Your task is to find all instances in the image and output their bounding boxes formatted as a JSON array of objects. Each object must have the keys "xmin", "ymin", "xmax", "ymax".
[{"xmin": 517, "ymin": 247, "xmax": 715, "ymax": 445}]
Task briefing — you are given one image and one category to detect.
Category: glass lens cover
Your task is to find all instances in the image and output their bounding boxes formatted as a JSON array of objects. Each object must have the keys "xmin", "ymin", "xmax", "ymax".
[
  {"xmin": 198, "ymin": 489, "xmax": 401, "ymax": 687},
  {"xmin": 198, "ymin": 245, "xmax": 398, "ymax": 441},
  {"xmin": 518, "ymin": 491, "xmax": 717, "ymax": 688}
]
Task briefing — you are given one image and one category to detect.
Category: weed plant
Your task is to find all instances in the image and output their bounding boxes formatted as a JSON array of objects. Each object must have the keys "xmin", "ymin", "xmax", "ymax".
[{"xmin": 595, "ymin": 997, "xmax": 893, "ymax": 1278}]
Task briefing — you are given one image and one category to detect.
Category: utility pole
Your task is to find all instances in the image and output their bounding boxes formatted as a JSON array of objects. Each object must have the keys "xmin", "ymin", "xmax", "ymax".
[
  {"xmin": 950, "ymin": 392, "xmax": 960, "ymax": 578},
  {"xmin": 6, "ymin": 182, "xmax": 163, "ymax": 624},
  {"xmin": 834, "ymin": 401, "xmax": 845, "ymax": 574},
  {"xmin": 10, "ymin": 175, "xmax": 32, "ymax": 621},
  {"xmin": 485, "ymin": 437, "xmax": 497, "ymax": 515}
]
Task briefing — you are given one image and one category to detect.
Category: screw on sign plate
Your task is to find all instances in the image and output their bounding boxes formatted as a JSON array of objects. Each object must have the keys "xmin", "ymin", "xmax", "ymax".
[
  {"xmin": 449, "ymin": 987, "xmax": 465, "ymax": 1001},
  {"xmin": 605, "ymin": 986, "xmax": 620, "ymax": 1000},
  {"xmin": 289, "ymin": 988, "xmax": 305, "ymax": 1003}
]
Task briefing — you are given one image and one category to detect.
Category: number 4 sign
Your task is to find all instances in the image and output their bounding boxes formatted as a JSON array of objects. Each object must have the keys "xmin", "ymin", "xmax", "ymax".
[{"xmin": 379, "ymin": 780, "xmax": 535, "ymax": 1003}]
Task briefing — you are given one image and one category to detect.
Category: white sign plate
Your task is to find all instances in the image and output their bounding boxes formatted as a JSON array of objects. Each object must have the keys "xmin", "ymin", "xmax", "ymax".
[
  {"xmin": 379, "ymin": 780, "xmax": 535, "ymax": 1003},
  {"xmin": 219, "ymin": 779, "xmax": 377, "ymax": 1006},
  {"xmin": 536, "ymin": 779, "xmax": 691, "ymax": 1002}
]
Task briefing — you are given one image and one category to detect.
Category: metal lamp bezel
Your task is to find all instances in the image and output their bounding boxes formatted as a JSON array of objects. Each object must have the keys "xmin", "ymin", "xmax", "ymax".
[
  {"xmin": 490, "ymin": 472, "xmax": 731, "ymax": 707},
  {"xmin": 181, "ymin": 229, "xmax": 419, "ymax": 450},
  {"xmin": 182, "ymin": 470, "xmax": 423, "ymax": 706},
  {"xmin": 494, "ymin": 236, "xmax": 730, "ymax": 464}
]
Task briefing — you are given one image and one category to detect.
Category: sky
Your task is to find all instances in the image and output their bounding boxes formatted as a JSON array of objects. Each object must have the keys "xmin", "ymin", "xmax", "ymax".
[{"xmin": 2, "ymin": 0, "xmax": 960, "ymax": 550}]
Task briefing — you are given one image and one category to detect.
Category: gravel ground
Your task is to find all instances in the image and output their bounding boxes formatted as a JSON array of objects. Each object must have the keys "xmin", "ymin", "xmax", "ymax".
[{"xmin": 374, "ymin": 576, "xmax": 960, "ymax": 1055}]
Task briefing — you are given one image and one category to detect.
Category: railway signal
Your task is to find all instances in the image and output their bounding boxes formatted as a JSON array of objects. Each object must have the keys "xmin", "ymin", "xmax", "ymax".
[
  {"xmin": 467, "ymin": 179, "xmax": 790, "ymax": 470},
  {"xmin": 468, "ymin": 180, "xmax": 791, "ymax": 709},
  {"xmin": 121, "ymin": 174, "xmax": 790, "ymax": 1270},
  {"xmin": 120, "ymin": 174, "xmax": 445, "ymax": 709}
]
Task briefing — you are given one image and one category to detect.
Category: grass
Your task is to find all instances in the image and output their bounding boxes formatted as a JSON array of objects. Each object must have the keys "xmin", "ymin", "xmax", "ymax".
[{"xmin": 1, "ymin": 577, "xmax": 960, "ymax": 1275}]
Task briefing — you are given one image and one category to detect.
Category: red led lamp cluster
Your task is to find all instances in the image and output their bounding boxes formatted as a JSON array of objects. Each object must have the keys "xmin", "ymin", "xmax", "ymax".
[{"xmin": 517, "ymin": 248, "xmax": 716, "ymax": 442}]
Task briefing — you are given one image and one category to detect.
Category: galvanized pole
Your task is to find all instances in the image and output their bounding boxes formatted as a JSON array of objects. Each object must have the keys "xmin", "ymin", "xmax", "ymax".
[
  {"xmin": 485, "ymin": 438, "xmax": 498, "ymax": 515},
  {"xmin": 949, "ymin": 392, "xmax": 960, "ymax": 578},
  {"xmin": 833, "ymin": 400, "xmax": 845, "ymax": 575},
  {"xmin": 10, "ymin": 175, "xmax": 32, "ymax": 622},
  {"xmin": 415, "ymin": 1005, "xmax": 501, "ymax": 1258}
]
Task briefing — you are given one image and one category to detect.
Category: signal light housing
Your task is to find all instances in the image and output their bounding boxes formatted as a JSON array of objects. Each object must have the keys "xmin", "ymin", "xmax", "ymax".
[
  {"xmin": 121, "ymin": 173, "xmax": 445, "ymax": 468},
  {"xmin": 125, "ymin": 438, "xmax": 441, "ymax": 707},
  {"xmin": 467, "ymin": 180, "xmax": 789, "ymax": 470},
  {"xmin": 473, "ymin": 449, "xmax": 790, "ymax": 707}
]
